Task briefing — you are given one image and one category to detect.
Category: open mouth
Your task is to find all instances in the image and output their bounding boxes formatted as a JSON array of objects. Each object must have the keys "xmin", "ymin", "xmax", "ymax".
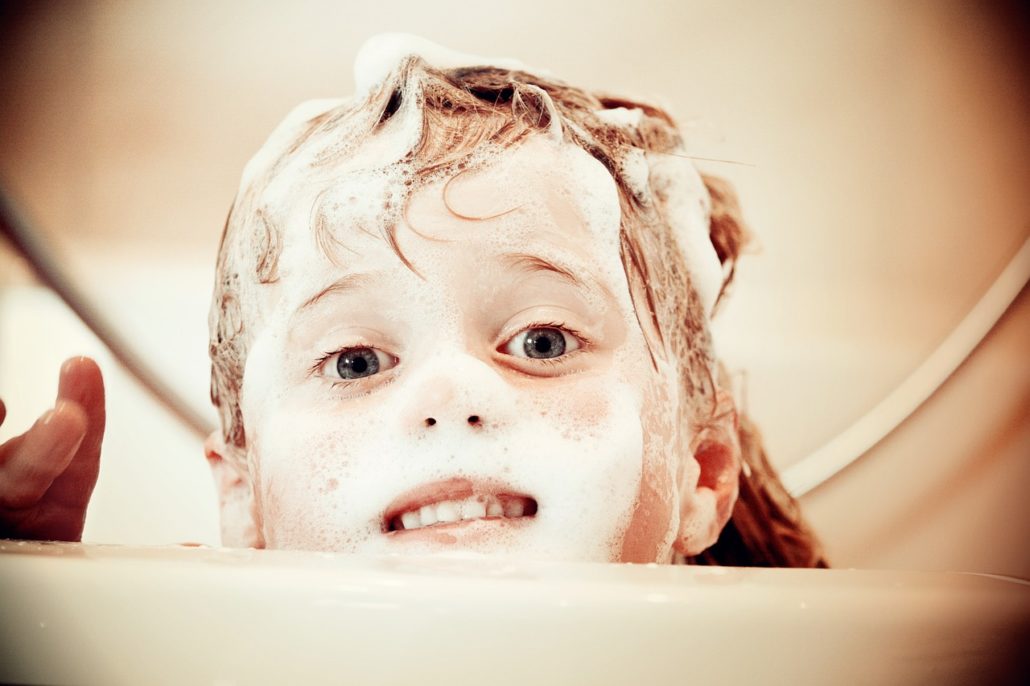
[{"xmin": 383, "ymin": 478, "xmax": 538, "ymax": 533}]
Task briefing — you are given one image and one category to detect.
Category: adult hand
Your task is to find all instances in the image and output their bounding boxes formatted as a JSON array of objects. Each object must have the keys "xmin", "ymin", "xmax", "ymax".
[{"xmin": 0, "ymin": 357, "xmax": 105, "ymax": 541}]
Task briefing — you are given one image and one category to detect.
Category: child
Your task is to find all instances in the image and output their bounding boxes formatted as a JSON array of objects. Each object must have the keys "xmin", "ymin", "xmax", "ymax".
[{"xmin": 0, "ymin": 35, "xmax": 825, "ymax": 567}]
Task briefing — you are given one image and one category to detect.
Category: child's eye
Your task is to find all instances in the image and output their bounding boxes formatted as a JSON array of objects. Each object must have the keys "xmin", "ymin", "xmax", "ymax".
[
  {"xmin": 324, "ymin": 347, "xmax": 398, "ymax": 380},
  {"xmin": 503, "ymin": 326, "xmax": 582, "ymax": 360}
]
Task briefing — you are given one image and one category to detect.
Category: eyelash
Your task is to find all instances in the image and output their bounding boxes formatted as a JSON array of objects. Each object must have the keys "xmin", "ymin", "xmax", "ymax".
[
  {"xmin": 508, "ymin": 320, "xmax": 591, "ymax": 359},
  {"xmin": 308, "ymin": 347, "xmax": 385, "ymax": 380},
  {"xmin": 309, "ymin": 348, "xmax": 398, "ymax": 399},
  {"xmin": 309, "ymin": 321, "xmax": 590, "ymax": 385},
  {"xmin": 329, "ymin": 376, "xmax": 390, "ymax": 394}
]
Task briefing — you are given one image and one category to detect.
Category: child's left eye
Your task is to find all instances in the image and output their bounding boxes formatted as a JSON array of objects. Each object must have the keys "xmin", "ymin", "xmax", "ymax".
[{"xmin": 503, "ymin": 326, "xmax": 582, "ymax": 360}]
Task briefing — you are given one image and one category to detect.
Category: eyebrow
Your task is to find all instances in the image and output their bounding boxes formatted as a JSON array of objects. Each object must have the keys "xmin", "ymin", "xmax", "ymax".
[
  {"xmin": 297, "ymin": 272, "xmax": 374, "ymax": 312},
  {"xmin": 500, "ymin": 252, "xmax": 589, "ymax": 290},
  {"xmin": 296, "ymin": 251, "xmax": 607, "ymax": 315}
]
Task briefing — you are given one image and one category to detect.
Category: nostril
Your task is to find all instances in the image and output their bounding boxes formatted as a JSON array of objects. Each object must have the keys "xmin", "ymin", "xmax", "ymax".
[
  {"xmin": 467, "ymin": 415, "xmax": 480, "ymax": 426},
  {"xmin": 425, "ymin": 417, "xmax": 437, "ymax": 427}
]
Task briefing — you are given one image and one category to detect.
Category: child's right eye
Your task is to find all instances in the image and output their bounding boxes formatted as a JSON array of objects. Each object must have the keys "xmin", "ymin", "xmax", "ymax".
[{"xmin": 318, "ymin": 347, "xmax": 398, "ymax": 380}]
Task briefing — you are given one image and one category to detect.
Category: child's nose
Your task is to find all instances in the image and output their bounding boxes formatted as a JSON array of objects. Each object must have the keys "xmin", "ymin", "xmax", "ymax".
[{"xmin": 400, "ymin": 353, "xmax": 513, "ymax": 432}]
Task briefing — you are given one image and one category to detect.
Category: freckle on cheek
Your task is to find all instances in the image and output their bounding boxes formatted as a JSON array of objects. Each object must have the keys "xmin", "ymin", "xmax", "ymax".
[
  {"xmin": 569, "ymin": 391, "xmax": 610, "ymax": 429},
  {"xmin": 327, "ymin": 477, "xmax": 339, "ymax": 492}
]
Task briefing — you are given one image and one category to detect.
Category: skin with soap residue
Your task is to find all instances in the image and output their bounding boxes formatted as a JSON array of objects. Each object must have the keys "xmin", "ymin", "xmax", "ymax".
[{"xmin": 218, "ymin": 137, "xmax": 723, "ymax": 562}]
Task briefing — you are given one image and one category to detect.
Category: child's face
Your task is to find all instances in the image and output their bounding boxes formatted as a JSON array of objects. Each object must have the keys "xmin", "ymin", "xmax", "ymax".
[{"xmin": 230, "ymin": 136, "xmax": 705, "ymax": 562}]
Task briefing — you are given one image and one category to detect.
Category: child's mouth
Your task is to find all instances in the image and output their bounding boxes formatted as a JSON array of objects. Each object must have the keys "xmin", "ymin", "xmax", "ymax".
[{"xmin": 383, "ymin": 478, "xmax": 538, "ymax": 533}]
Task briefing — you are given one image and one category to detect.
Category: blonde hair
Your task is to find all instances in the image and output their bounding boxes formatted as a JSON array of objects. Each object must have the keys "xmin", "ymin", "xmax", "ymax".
[{"xmin": 209, "ymin": 57, "xmax": 826, "ymax": 567}]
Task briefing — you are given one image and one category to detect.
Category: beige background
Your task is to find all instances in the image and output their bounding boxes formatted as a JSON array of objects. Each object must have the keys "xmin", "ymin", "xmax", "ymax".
[{"xmin": 0, "ymin": 1, "xmax": 1027, "ymax": 575}]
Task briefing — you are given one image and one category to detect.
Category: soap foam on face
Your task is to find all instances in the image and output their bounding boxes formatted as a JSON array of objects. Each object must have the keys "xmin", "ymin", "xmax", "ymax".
[
  {"xmin": 224, "ymin": 35, "xmax": 720, "ymax": 562},
  {"xmin": 257, "ymin": 363, "xmax": 648, "ymax": 561},
  {"xmin": 239, "ymin": 133, "xmax": 674, "ymax": 561}
]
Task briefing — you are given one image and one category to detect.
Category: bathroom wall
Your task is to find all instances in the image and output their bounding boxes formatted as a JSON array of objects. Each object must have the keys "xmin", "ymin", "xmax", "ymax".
[{"xmin": 1, "ymin": 0, "xmax": 1027, "ymax": 575}]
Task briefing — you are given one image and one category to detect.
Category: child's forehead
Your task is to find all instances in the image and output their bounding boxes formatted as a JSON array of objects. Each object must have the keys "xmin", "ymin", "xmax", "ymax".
[
  {"xmin": 408, "ymin": 137, "xmax": 622, "ymax": 241},
  {"xmin": 265, "ymin": 135, "xmax": 626, "ymax": 278}
]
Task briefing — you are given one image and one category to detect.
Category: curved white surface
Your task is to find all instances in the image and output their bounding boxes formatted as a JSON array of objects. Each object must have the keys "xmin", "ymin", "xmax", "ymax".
[
  {"xmin": 782, "ymin": 236, "xmax": 1030, "ymax": 497},
  {"xmin": 1, "ymin": 542, "xmax": 1027, "ymax": 685}
]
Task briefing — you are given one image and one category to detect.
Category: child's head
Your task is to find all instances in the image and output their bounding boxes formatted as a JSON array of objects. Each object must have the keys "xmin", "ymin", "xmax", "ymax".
[{"xmin": 204, "ymin": 35, "xmax": 811, "ymax": 565}]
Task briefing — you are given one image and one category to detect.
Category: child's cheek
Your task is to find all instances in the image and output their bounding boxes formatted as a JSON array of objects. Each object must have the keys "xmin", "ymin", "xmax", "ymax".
[
  {"xmin": 250, "ymin": 407, "xmax": 376, "ymax": 551},
  {"xmin": 618, "ymin": 371, "xmax": 681, "ymax": 562},
  {"xmin": 559, "ymin": 388, "xmax": 611, "ymax": 441}
]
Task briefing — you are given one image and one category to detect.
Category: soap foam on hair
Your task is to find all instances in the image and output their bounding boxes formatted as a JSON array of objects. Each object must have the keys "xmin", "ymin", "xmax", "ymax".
[
  {"xmin": 352, "ymin": 32, "xmax": 550, "ymax": 96},
  {"xmin": 645, "ymin": 151, "xmax": 723, "ymax": 315},
  {"xmin": 231, "ymin": 32, "xmax": 724, "ymax": 329}
]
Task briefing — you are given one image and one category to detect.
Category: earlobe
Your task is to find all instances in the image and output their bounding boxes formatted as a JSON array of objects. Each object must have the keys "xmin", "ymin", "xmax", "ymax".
[
  {"xmin": 673, "ymin": 406, "xmax": 742, "ymax": 556},
  {"xmin": 204, "ymin": 432, "xmax": 265, "ymax": 549}
]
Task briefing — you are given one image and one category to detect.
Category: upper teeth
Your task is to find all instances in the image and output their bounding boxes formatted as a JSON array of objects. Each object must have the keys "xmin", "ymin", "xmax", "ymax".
[{"xmin": 392, "ymin": 495, "xmax": 532, "ymax": 532}]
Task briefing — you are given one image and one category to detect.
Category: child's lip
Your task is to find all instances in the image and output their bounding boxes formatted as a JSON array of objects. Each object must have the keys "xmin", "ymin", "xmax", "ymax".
[{"xmin": 382, "ymin": 477, "xmax": 537, "ymax": 533}]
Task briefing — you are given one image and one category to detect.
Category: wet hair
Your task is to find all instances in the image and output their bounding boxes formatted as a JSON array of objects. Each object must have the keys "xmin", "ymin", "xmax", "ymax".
[{"xmin": 209, "ymin": 57, "xmax": 826, "ymax": 568}]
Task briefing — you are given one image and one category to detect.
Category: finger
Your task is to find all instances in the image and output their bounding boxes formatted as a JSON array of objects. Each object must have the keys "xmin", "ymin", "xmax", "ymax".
[
  {"xmin": 0, "ymin": 400, "xmax": 87, "ymax": 509},
  {"xmin": 0, "ymin": 398, "xmax": 6, "ymax": 427},
  {"xmin": 46, "ymin": 357, "xmax": 106, "ymax": 509},
  {"xmin": 57, "ymin": 357, "xmax": 106, "ymax": 444}
]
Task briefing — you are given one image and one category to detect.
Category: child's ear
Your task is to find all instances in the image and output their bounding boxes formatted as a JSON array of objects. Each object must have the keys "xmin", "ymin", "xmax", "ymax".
[
  {"xmin": 673, "ymin": 399, "xmax": 741, "ymax": 557},
  {"xmin": 203, "ymin": 431, "xmax": 265, "ymax": 549}
]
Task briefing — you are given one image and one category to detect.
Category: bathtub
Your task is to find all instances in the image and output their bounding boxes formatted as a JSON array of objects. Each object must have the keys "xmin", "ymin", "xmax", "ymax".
[{"xmin": 0, "ymin": 542, "xmax": 1026, "ymax": 685}]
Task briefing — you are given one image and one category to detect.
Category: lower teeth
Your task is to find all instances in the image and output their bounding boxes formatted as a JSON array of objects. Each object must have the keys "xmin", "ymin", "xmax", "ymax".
[{"xmin": 391, "ymin": 497, "xmax": 536, "ymax": 532}]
